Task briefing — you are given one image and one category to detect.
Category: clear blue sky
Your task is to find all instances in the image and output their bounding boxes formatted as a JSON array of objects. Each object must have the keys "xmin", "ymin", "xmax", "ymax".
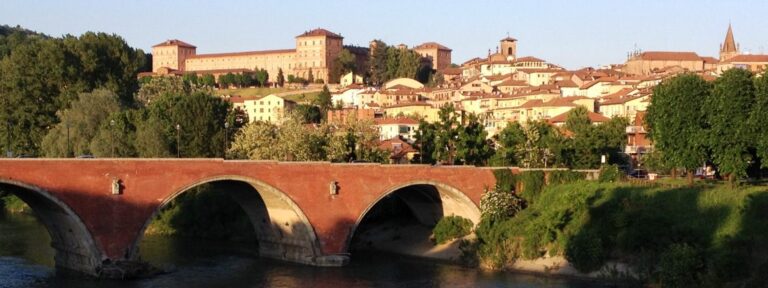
[{"xmin": 1, "ymin": 0, "xmax": 766, "ymax": 69}]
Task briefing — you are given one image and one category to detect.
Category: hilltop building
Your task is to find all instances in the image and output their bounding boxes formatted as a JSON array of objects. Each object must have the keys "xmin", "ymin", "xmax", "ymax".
[{"xmin": 151, "ymin": 28, "xmax": 345, "ymax": 83}]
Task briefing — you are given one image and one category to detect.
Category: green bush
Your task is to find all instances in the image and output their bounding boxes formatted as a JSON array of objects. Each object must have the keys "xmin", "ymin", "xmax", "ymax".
[
  {"xmin": 517, "ymin": 171, "xmax": 545, "ymax": 203},
  {"xmin": 480, "ymin": 186, "xmax": 526, "ymax": 223},
  {"xmin": 658, "ymin": 243, "xmax": 703, "ymax": 288},
  {"xmin": 548, "ymin": 170, "xmax": 586, "ymax": 185},
  {"xmin": 599, "ymin": 164, "xmax": 622, "ymax": 183},
  {"xmin": 1, "ymin": 194, "xmax": 30, "ymax": 214},
  {"xmin": 492, "ymin": 169, "xmax": 515, "ymax": 193},
  {"xmin": 433, "ymin": 216, "xmax": 473, "ymax": 244},
  {"xmin": 565, "ymin": 230, "xmax": 606, "ymax": 272}
]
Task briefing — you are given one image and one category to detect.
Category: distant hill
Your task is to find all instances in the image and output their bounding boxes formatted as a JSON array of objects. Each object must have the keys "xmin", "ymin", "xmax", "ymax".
[{"xmin": 0, "ymin": 24, "xmax": 49, "ymax": 58}]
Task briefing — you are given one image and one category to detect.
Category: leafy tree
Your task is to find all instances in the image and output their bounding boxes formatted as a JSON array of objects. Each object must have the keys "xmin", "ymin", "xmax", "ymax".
[
  {"xmin": 433, "ymin": 104, "xmax": 459, "ymax": 164},
  {"xmin": 307, "ymin": 68, "xmax": 315, "ymax": 84},
  {"xmin": 41, "ymin": 88, "xmax": 121, "ymax": 157},
  {"xmin": 646, "ymin": 73, "xmax": 711, "ymax": 182},
  {"xmin": 287, "ymin": 74, "xmax": 296, "ymax": 84},
  {"xmin": 313, "ymin": 85, "xmax": 333, "ymax": 117},
  {"xmin": 170, "ymin": 92, "xmax": 231, "ymax": 157},
  {"xmin": 228, "ymin": 121, "xmax": 279, "ymax": 160},
  {"xmin": 368, "ymin": 40, "xmax": 389, "ymax": 86},
  {"xmin": 415, "ymin": 120, "xmax": 437, "ymax": 164},
  {"xmin": 456, "ymin": 113, "xmax": 493, "ymax": 165},
  {"xmin": 0, "ymin": 31, "xmax": 146, "ymax": 155},
  {"xmin": 90, "ymin": 110, "xmax": 139, "ymax": 157},
  {"xmin": 135, "ymin": 76, "xmax": 205, "ymax": 105},
  {"xmin": 706, "ymin": 68, "xmax": 756, "ymax": 181},
  {"xmin": 182, "ymin": 73, "xmax": 199, "ymax": 85},
  {"xmin": 277, "ymin": 68, "xmax": 285, "ymax": 87},
  {"xmin": 330, "ymin": 49, "xmax": 357, "ymax": 83},
  {"xmin": 254, "ymin": 68, "xmax": 269, "ymax": 87},
  {"xmin": 492, "ymin": 122, "xmax": 526, "ymax": 166},
  {"xmin": 200, "ymin": 74, "xmax": 216, "ymax": 87},
  {"xmin": 752, "ymin": 71, "xmax": 768, "ymax": 169},
  {"xmin": 294, "ymin": 104, "xmax": 322, "ymax": 124}
]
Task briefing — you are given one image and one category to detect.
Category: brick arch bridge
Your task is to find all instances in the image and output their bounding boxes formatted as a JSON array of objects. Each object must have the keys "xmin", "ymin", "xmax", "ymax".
[{"xmin": 0, "ymin": 159, "xmax": 508, "ymax": 277}]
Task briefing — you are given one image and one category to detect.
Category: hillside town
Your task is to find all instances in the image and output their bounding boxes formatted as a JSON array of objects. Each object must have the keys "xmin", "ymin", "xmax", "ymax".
[{"xmin": 143, "ymin": 25, "xmax": 767, "ymax": 168}]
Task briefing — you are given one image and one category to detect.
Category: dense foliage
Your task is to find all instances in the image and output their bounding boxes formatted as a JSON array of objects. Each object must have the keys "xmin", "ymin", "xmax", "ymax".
[
  {"xmin": 367, "ymin": 40, "xmax": 434, "ymax": 85},
  {"xmin": 468, "ymin": 181, "xmax": 768, "ymax": 286},
  {"xmin": 433, "ymin": 216, "xmax": 473, "ymax": 244}
]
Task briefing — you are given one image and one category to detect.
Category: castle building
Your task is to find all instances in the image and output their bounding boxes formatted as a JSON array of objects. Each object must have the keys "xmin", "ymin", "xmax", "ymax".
[
  {"xmin": 413, "ymin": 42, "xmax": 452, "ymax": 70},
  {"xmin": 150, "ymin": 28, "xmax": 344, "ymax": 83}
]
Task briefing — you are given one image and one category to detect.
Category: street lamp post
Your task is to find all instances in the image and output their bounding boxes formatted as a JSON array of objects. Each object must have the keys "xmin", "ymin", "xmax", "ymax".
[
  {"xmin": 176, "ymin": 124, "xmax": 181, "ymax": 158},
  {"xmin": 5, "ymin": 120, "xmax": 11, "ymax": 158},
  {"xmin": 223, "ymin": 122, "xmax": 229, "ymax": 159},
  {"xmin": 110, "ymin": 120, "xmax": 115, "ymax": 158},
  {"xmin": 66, "ymin": 123, "xmax": 70, "ymax": 158}
]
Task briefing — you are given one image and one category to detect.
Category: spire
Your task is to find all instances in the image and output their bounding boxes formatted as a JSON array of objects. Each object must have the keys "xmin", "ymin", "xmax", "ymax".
[{"xmin": 721, "ymin": 23, "xmax": 737, "ymax": 53}]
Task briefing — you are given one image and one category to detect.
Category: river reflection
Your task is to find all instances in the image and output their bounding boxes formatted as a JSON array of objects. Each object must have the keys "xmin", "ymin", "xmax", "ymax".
[{"xmin": 0, "ymin": 212, "xmax": 603, "ymax": 288}]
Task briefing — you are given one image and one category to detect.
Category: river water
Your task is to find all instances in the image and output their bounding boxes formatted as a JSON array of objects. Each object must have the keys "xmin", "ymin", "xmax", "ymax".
[{"xmin": 0, "ymin": 212, "xmax": 603, "ymax": 288}]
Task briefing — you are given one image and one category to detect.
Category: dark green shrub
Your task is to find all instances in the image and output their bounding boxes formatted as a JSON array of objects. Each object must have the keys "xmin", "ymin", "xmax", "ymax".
[
  {"xmin": 548, "ymin": 170, "xmax": 586, "ymax": 185},
  {"xmin": 433, "ymin": 216, "xmax": 473, "ymax": 244},
  {"xmin": 518, "ymin": 171, "xmax": 545, "ymax": 202},
  {"xmin": 565, "ymin": 230, "xmax": 606, "ymax": 273},
  {"xmin": 480, "ymin": 186, "xmax": 527, "ymax": 222},
  {"xmin": 658, "ymin": 243, "xmax": 704, "ymax": 288},
  {"xmin": 492, "ymin": 169, "xmax": 516, "ymax": 193},
  {"xmin": 599, "ymin": 164, "xmax": 622, "ymax": 183}
]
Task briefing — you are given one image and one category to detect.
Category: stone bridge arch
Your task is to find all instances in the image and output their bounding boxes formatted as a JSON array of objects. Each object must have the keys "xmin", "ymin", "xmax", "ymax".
[
  {"xmin": 0, "ymin": 179, "xmax": 103, "ymax": 276},
  {"xmin": 346, "ymin": 180, "xmax": 481, "ymax": 253},
  {"xmin": 129, "ymin": 175, "xmax": 331, "ymax": 266}
]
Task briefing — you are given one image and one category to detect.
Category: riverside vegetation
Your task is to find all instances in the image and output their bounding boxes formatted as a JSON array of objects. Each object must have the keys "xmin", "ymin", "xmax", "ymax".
[{"xmin": 443, "ymin": 168, "xmax": 768, "ymax": 287}]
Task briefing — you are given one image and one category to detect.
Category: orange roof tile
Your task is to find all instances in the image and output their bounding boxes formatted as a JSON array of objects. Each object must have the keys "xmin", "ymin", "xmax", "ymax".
[
  {"xmin": 634, "ymin": 51, "xmax": 702, "ymax": 61},
  {"xmin": 549, "ymin": 110, "xmax": 610, "ymax": 124},
  {"xmin": 188, "ymin": 49, "xmax": 295, "ymax": 59},
  {"xmin": 722, "ymin": 54, "xmax": 768, "ymax": 63},
  {"xmin": 374, "ymin": 117, "xmax": 420, "ymax": 125},
  {"xmin": 153, "ymin": 39, "xmax": 196, "ymax": 48},
  {"xmin": 414, "ymin": 42, "xmax": 452, "ymax": 51},
  {"xmin": 296, "ymin": 28, "xmax": 343, "ymax": 39}
]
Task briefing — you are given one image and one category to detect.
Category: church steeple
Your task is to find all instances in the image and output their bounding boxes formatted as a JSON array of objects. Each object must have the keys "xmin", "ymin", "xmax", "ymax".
[{"xmin": 720, "ymin": 24, "xmax": 739, "ymax": 61}]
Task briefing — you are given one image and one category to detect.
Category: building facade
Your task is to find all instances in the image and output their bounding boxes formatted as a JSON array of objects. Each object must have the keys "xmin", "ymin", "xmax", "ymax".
[{"xmin": 151, "ymin": 28, "xmax": 344, "ymax": 83}]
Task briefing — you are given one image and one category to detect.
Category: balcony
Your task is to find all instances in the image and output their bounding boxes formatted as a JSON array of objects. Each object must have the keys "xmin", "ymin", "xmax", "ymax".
[
  {"xmin": 625, "ymin": 145, "xmax": 651, "ymax": 154},
  {"xmin": 625, "ymin": 126, "xmax": 646, "ymax": 134}
]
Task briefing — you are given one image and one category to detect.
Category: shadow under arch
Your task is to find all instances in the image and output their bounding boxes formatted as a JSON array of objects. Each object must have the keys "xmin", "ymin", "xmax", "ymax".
[
  {"xmin": 0, "ymin": 179, "xmax": 104, "ymax": 276},
  {"xmin": 129, "ymin": 175, "xmax": 328, "ymax": 266},
  {"xmin": 346, "ymin": 180, "xmax": 481, "ymax": 255}
]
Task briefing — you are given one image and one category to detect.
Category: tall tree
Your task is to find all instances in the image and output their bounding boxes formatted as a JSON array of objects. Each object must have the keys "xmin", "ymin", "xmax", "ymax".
[
  {"xmin": 41, "ymin": 88, "xmax": 121, "ymax": 157},
  {"xmin": 645, "ymin": 73, "xmax": 711, "ymax": 183},
  {"xmin": 330, "ymin": 49, "xmax": 357, "ymax": 83},
  {"xmin": 277, "ymin": 68, "xmax": 285, "ymax": 87},
  {"xmin": 368, "ymin": 40, "xmax": 389, "ymax": 86},
  {"xmin": 706, "ymin": 68, "xmax": 756, "ymax": 181},
  {"xmin": 752, "ymin": 71, "xmax": 768, "ymax": 169},
  {"xmin": 433, "ymin": 104, "xmax": 459, "ymax": 164},
  {"xmin": 493, "ymin": 121, "xmax": 526, "ymax": 166},
  {"xmin": 307, "ymin": 68, "xmax": 315, "ymax": 84},
  {"xmin": 90, "ymin": 109, "xmax": 139, "ymax": 157},
  {"xmin": 415, "ymin": 120, "xmax": 437, "ymax": 164},
  {"xmin": 455, "ymin": 113, "xmax": 493, "ymax": 165},
  {"xmin": 313, "ymin": 85, "xmax": 333, "ymax": 118}
]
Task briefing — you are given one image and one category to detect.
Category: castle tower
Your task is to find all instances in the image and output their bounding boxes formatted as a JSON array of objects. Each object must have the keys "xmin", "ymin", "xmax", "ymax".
[
  {"xmin": 294, "ymin": 28, "xmax": 344, "ymax": 83},
  {"xmin": 719, "ymin": 24, "xmax": 739, "ymax": 61},
  {"xmin": 151, "ymin": 39, "xmax": 197, "ymax": 73},
  {"xmin": 500, "ymin": 36, "xmax": 517, "ymax": 61}
]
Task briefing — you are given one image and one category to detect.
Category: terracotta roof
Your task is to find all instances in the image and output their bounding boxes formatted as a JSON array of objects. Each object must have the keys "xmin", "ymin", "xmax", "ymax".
[
  {"xmin": 497, "ymin": 79, "xmax": 529, "ymax": 87},
  {"xmin": 555, "ymin": 80, "xmax": 578, "ymax": 88},
  {"xmin": 374, "ymin": 117, "xmax": 419, "ymax": 125},
  {"xmin": 441, "ymin": 67, "xmax": 462, "ymax": 75},
  {"xmin": 723, "ymin": 54, "xmax": 768, "ymax": 63},
  {"xmin": 226, "ymin": 96, "xmax": 245, "ymax": 103},
  {"xmin": 414, "ymin": 42, "xmax": 452, "ymax": 51},
  {"xmin": 701, "ymin": 56, "xmax": 720, "ymax": 64},
  {"xmin": 500, "ymin": 36, "xmax": 518, "ymax": 42},
  {"xmin": 296, "ymin": 28, "xmax": 343, "ymax": 39},
  {"xmin": 549, "ymin": 110, "xmax": 610, "ymax": 124},
  {"xmin": 188, "ymin": 49, "xmax": 295, "ymax": 59},
  {"xmin": 580, "ymin": 76, "xmax": 618, "ymax": 89},
  {"xmin": 183, "ymin": 68, "xmax": 252, "ymax": 74},
  {"xmin": 384, "ymin": 102, "xmax": 433, "ymax": 109},
  {"xmin": 599, "ymin": 88, "xmax": 645, "ymax": 105},
  {"xmin": 378, "ymin": 137, "xmax": 416, "ymax": 159},
  {"xmin": 153, "ymin": 39, "xmax": 196, "ymax": 48},
  {"xmin": 634, "ymin": 51, "xmax": 702, "ymax": 61},
  {"xmin": 516, "ymin": 56, "xmax": 546, "ymax": 63}
]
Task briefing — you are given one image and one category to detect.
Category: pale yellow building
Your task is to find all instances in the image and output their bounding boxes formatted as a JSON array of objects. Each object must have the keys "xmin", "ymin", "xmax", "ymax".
[
  {"xmin": 383, "ymin": 103, "xmax": 440, "ymax": 123},
  {"xmin": 151, "ymin": 28, "xmax": 344, "ymax": 83},
  {"xmin": 243, "ymin": 94, "xmax": 296, "ymax": 124}
]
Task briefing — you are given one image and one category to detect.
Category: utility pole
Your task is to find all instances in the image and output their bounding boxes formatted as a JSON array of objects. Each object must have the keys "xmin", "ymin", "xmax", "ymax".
[
  {"xmin": 5, "ymin": 120, "xmax": 11, "ymax": 158},
  {"xmin": 110, "ymin": 120, "xmax": 116, "ymax": 158},
  {"xmin": 176, "ymin": 124, "xmax": 181, "ymax": 158},
  {"xmin": 223, "ymin": 121, "xmax": 229, "ymax": 159},
  {"xmin": 66, "ymin": 123, "xmax": 70, "ymax": 158}
]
